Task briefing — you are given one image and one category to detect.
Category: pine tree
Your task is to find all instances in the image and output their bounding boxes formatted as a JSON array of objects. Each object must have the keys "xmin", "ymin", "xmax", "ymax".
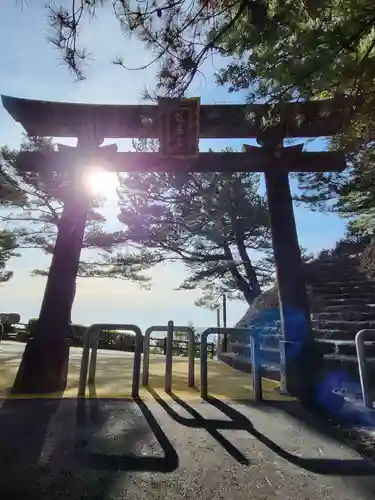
[
  {"xmin": 100, "ymin": 139, "xmax": 274, "ymax": 306},
  {"xmin": 0, "ymin": 147, "xmax": 25, "ymax": 282}
]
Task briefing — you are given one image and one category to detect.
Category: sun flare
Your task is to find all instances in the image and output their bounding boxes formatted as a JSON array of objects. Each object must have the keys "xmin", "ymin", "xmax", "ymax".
[{"xmin": 84, "ymin": 168, "xmax": 119, "ymax": 196}]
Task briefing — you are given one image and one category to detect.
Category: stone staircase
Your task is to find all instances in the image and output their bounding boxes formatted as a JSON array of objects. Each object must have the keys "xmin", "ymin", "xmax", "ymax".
[
  {"xmin": 221, "ymin": 252, "xmax": 375, "ymax": 398},
  {"xmin": 308, "ymin": 257, "xmax": 375, "ymax": 387}
]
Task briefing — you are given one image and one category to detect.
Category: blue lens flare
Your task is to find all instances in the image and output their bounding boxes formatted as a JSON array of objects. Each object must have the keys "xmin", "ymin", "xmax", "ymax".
[
  {"xmin": 239, "ymin": 308, "xmax": 375, "ymax": 425},
  {"xmin": 244, "ymin": 306, "xmax": 308, "ymax": 361}
]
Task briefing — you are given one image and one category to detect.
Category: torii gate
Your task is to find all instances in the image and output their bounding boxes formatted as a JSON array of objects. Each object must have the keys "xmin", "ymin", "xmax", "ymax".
[{"xmin": 1, "ymin": 95, "xmax": 350, "ymax": 403}]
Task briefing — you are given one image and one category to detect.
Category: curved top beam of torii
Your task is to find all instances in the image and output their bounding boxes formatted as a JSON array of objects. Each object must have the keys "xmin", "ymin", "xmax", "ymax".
[{"xmin": 1, "ymin": 94, "xmax": 356, "ymax": 140}]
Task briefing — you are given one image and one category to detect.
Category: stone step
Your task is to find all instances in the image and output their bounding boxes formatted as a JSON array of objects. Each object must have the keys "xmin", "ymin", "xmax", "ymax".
[
  {"xmin": 322, "ymin": 304, "xmax": 375, "ymax": 313},
  {"xmin": 316, "ymin": 338, "xmax": 375, "ymax": 356},
  {"xmin": 316, "ymin": 280, "xmax": 375, "ymax": 287},
  {"xmin": 314, "ymin": 328, "xmax": 357, "ymax": 340},
  {"xmin": 308, "ymin": 274, "xmax": 367, "ymax": 284},
  {"xmin": 308, "ymin": 265, "xmax": 360, "ymax": 271},
  {"xmin": 320, "ymin": 292, "xmax": 375, "ymax": 301},
  {"xmin": 322, "ymin": 356, "xmax": 361, "ymax": 384},
  {"xmin": 323, "ymin": 353, "xmax": 375, "ymax": 363},
  {"xmin": 229, "ymin": 332, "xmax": 281, "ymax": 350},
  {"xmin": 312, "ymin": 310, "xmax": 375, "ymax": 321},
  {"xmin": 260, "ymin": 347, "xmax": 280, "ymax": 364},
  {"xmin": 233, "ymin": 338, "xmax": 375, "ymax": 357},
  {"xmin": 314, "ymin": 340, "xmax": 336, "ymax": 355},
  {"xmin": 248, "ymin": 325, "xmax": 281, "ymax": 334},
  {"xmin": 309, "ymin": 257, "xmax": 360, "ymax": 264},
  {"xmin": 324, "ymin": 297, "xmax": 375, "ymax": 307},
  {"xmin": 309, "ymin": 263, "xmax": 362, "ymax": 271},
  {"xmin": 326, "ymin": 275, "xmax": 365, "ymax": 282},
  {"xmin": 260, "ymin": 335, "xmax": 280, "ymax": 349},
  {"xmin": 310, "ymin": 270, "xmax": 363, "ymax": 278},
  {"xmin": 230, "ymin": 340, "xmax": 282, "ymax": 355},
  {"xmin": 230, "ymin": 345, "xmax": 281, "ymax": 364},
  {"xmin": 219, "ymin": 353, "xmax": 281, "ymax": 380},
  {"xmin": 311, "ymin": 319, "xmax": 375, "ymax": 333},
  {"xmin": 261, "ymin": 361, "xmax": 281, "ymax": 374},
  {"xmin": 313, "ymin": 283, "xmax": 375, "ymax": 295},
  {"xmin": 338, "ymin": 340, "xmax": 375, "ymax": 356},
  {"xmin": 261, "ymin": 332, "xmax": 281, "ymax": 338}
]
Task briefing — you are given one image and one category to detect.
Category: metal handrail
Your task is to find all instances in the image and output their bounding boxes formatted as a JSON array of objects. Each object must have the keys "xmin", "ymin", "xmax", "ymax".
[
  {"xmin": 78, "ymin": 323, "xmax": 143, "ymax": 398},
  {"xmin": 355, "ymin": 329, "xmax": 375, "ymax": 409},
  {"xmin": 200, "ymin": 327, "xmax": 262, "ymax": 401},
  {"xmin": 142, "ymin": 322, "xmax": 195, "ymax": 391}
]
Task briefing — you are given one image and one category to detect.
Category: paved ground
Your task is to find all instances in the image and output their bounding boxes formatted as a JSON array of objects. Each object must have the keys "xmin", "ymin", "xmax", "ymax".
[
  {"xmin": 1, "ymin": 395, "xmax": 375, "ymax": 500},
  {"xmin": 0, "ymin": 341, "xmax": 286, "ymax": 400},
  {"xmin": 1, "ymin": 341, "xmax": 375, "ymax": 500}
]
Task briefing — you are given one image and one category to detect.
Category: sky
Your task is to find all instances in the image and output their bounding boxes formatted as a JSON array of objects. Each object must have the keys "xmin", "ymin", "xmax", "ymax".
[{"xmin": 0, "ymin": 1, "xmax": 347, "ymax": 332}]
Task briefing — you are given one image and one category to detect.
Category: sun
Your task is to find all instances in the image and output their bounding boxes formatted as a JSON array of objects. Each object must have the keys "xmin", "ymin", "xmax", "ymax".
[{"xmin": 84, "ymin": 168, "xmax": 119, "ymax": 196}]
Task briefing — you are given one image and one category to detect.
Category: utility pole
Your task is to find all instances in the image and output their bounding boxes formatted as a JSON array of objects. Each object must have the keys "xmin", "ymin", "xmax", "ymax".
[
  {"xmin": 222, "ymin": 293, "xmax": 228, "ymax": 352},
  {"xmin": 216, "ymin": 306, "xmax": 221, "ymax": 359},
  {"xmin": 215, "ymin": 293, "xmax": 228, "ymax": 357},
  {"xmin": 222, "ymin": 293, "xmax": 227, "ymax": 327}
]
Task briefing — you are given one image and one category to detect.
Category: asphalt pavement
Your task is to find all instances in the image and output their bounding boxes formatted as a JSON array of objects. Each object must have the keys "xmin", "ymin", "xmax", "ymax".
[{"xmin": 1, "ymin": 341, "xmax": 375, "ymax": 499}]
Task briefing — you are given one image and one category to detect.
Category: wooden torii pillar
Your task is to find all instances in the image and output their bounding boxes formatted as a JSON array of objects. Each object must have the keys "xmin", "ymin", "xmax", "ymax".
[
  {"xmin": 245, "ymin": 135, "xmax": 317, "ymax": 401},
  {"xmin": 1, "ymin": 95, "xmax": 349, "ymax": 399},
  {"xmin": 13, "ymin": 132, "xmax": 116, "ymax": 394}
]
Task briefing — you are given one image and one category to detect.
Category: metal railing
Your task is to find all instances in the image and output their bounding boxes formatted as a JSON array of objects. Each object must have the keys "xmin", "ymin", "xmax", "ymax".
[
  {"xmin": 148, "ymin": 337, "xmax": 215, "ymax": 359},
  {"xmin": 200, "ymin": 327, "xmax": 262, "ymax": 401},
  {"xmin": 142, "ymin": 321, "xmax": 195, "ymax": 392},
  {"xmin": 355, "ymin": 329, "xmax": 375, "ymax": 409},
  {"xmin": 78, "ymin": 323, "xmax": 143, "ymax": 398}
]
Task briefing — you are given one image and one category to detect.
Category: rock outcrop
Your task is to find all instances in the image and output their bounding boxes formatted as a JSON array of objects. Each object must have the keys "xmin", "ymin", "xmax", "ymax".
[{"xmin": 235, "ymin": 283, "xmax": 323, "ymax": 329}]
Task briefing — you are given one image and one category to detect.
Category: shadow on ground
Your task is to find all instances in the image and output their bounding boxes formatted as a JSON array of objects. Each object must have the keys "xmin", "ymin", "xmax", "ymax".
[
  {"xmin": 262, "ymin": 397, "xmax": 375, "ymax": 462},
  {"xmin": 78, "ymin": 384, "xmax": 178, "ymax": 472},
  {"xmin": 0, "ymin": 387, "xmax": 178, "ymax": 500},
  {"xmin": 209, "ymin": 396, "xmax": 375, "ymax": 476},
  {"xmin": 1, "ymin": 381, "xmax": 375, "ymax": 500},
  {"xmin": 146, "ymin": 387, "xmax": 250, "ymax": 464},
  {"xmin": 0, "ymin": 395, "xmax": 63, "ymax": 498},
  {"xmin": 240, "ymin": 397, "xmax": 354, "ymax": 446},
  {"xmin": 146, "ymin": 387, "xmax": 375, "ymax": 476}
]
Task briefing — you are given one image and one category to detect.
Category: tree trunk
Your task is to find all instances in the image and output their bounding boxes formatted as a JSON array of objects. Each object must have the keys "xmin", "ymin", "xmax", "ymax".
[
  {"xmin": 223, "ymin": 242, "xmax": 259, "ymax": 305},
  {"xmin": 236, "ymin": 238, "xmax": 262, "ymax": 297}
]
